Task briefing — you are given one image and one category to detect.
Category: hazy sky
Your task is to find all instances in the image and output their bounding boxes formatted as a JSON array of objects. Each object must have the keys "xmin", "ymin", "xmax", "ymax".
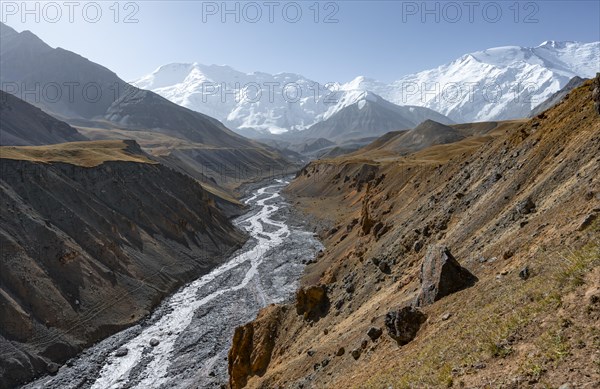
[{"xmin": 2, "ymin": 1, "xmax": 599, "ymax": 83}]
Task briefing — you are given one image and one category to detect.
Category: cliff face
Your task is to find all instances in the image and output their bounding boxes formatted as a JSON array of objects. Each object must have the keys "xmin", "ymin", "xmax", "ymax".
[
  {"xmin": 0, "ymin": 146, "xmax": 246, "ymax": 388},
  {"xmin": 228, "ymin": 78, "xmax": 600, "ymax": 388}
]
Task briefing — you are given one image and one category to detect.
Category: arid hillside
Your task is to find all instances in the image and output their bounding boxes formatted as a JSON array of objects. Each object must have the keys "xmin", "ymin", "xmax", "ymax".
[
  {"xmin": 0, "ymin": 140, "xmax": 247, "ymax": 388},
  {"xmin": 227, "ymin": 77, "xmax": 600, "ymax": 388}
]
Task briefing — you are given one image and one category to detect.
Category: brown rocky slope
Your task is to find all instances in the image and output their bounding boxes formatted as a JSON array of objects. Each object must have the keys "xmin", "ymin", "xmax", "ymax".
[
  {"xmin": 228, "ymin": 77, "xmax": 600, "ymax": 388},
  {"xmin": 0, "ymin": 140, "xmax": 247, "ymax": 388}
]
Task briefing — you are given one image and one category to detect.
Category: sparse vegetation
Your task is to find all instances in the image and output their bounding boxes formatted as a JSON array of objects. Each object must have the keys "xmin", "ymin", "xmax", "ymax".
[
  {"xmin": 362, "ymin": 237, "xmax": 599, "ymax": 388},
  {"xmin": 556, "ymin": 238, "xmax": 600, "ymax": 289}
]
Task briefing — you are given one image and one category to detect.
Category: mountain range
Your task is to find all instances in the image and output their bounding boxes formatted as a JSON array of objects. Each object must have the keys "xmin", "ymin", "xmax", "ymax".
[
  {"xmin": 135, "ymin": 41, "xmax": 599, "ymax": 135},
  {"xmin": 0, "ymin": 22, "xmax": 293, "ymax": 186}
]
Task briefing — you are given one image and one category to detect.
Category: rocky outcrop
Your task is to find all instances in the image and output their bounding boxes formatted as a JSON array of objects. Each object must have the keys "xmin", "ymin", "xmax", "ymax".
[
  {"xmin": 295, "ymin": 285, "xmax": 329, "ymax": 321},
  {"xmin": 367, "ymin": 327, "xmax": 383, "ymax": 341},
  {"xmin": 360, "ymin": 188, "xmax": 375, "ymax": 235},
  {"xmin": 592, "ymin": 73, "xmax": 600, "ymax": 115},
  {"xmin": 385, "ymin": 306, "xmax": 427, "ymax": 345},
  {"xmin": 516, "ymin": 196, "xmax": 536, "ymax": 215},
  {"xmin": 228, "ymin": 305, "xmax": 284, "ymax": 389},
  {"xmin": 416, "ymin": 245, "xmax": 477, "ymax": 307}
]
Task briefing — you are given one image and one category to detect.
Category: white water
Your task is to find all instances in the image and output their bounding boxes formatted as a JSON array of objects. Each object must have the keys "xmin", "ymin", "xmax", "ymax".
[{"xmin": 91, "ymin": 180, "xmax": 292, "ymax": 389}]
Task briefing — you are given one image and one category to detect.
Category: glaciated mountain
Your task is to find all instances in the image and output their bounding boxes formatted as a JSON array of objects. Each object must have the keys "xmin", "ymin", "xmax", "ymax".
[
  {"xmin": 135, "ymin": 63, "xmax": 330, "ymax": 135},
  {"xmin": 134, "ymin": 66, "xmax": 454, "ymax": 137},
  {"xmin": 344, "ymin": 41, "xmax": 600, "ymax": 123},
  {"xmin": 135, "ymin": 64, "xmax": 437, "ymax": 136},
  {"xmin": 137, "ymin": 41, "xmax": 599, "ymax": 131}
]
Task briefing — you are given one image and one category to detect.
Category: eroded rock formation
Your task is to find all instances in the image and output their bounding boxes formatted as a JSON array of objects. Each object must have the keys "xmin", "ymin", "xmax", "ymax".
[
  {"xmin": 295, "ymin": 285, "xmax": 329, "ymax": 321},
  {"xmin": 228, "ymin": 305, "xmax": 284, "ymax": 389}
]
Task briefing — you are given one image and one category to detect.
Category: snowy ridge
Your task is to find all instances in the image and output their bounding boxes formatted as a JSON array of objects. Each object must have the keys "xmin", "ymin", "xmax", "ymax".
[
  {"xmin": 360, "ymin": 41, "xmax": 600, "ymax": 122},
  {"xmin": 134, "ymin": 41, "xmax": 599, "ymax": 133},
  {"xmin": 135, "ymin": 64, "xmax": 329, "ymax": 134}
]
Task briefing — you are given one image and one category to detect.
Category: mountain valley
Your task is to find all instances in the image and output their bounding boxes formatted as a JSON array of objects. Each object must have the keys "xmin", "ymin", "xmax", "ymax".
[{"xmin": 0, "ymin": 15, "xmax": 599, "ymax": 389}]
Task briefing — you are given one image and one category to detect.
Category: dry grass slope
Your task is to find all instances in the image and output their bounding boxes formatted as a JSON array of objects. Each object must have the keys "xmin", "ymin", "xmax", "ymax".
[{"xmin": 0, "ymin": 140, "xmax": 155, "ymax": 167}]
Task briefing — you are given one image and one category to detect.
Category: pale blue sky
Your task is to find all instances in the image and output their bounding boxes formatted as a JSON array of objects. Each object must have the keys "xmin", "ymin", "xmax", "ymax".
[{"xmin": 2, "ymin": 1, "xmax": 599, "ymax": 83}]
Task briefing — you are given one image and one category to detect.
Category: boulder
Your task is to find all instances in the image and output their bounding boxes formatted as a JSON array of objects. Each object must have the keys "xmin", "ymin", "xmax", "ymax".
[
  {"xmin": 413, "ymin": 240, "xmax": 423, "ymax": 253},
  {"xmin": 577, "ymin": 213, "xmax": 597, "ymax": 231},
  {"xmin": 367, "ymin": 327, "xmax": 383, "ymax": 341},
  {"xmin": 416, "ymin": 245, "xmax": 477, "ymax": 307},
  {"xmin": 345, "ymin": 282, "xmax": 355, "ymax": 294},
  {"xmin": 379, "ymin": 260, "xmax": 392, "ymax": 274},
  {"xmin": 46, "ymin": 362, "xmax": 59, "ymax": 375},
  {"xmin": 385, "ymin": 306, "xmax": 427, "ymax": 345},
  {"xmin": 295, "ymin": 285, "xmax": 329, "ymax": 320},
  {"xmin": 519, "ymin": 266, "xmax": 530, "ymax": 280},
  {"xmin": 516, "ymin": 197, "xmax": 535, "ymax": 215}
]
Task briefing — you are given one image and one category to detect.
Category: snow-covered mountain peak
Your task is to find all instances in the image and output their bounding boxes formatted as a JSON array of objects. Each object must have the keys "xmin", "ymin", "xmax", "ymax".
[
  {"xmin": 135, "ymin": 40, "xmax": 599, "ymax": 134},
  {"xmin": 340, "ymin": 76, "xmax": 382, "ymax": 92},
  {"xmin": 134, "ymin": 62, "xmax": 250, "ymax": 90},
  {"xmin": 134, "ymin": 63, "xmax": 195, "ymax": 89},
  {"xmin": 384, "ymin": 41, "xmax": 599, "ymax": 122},
  {"xmin": 537, "ymin": 40, "xmax": 576, "ymax": 49}
]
